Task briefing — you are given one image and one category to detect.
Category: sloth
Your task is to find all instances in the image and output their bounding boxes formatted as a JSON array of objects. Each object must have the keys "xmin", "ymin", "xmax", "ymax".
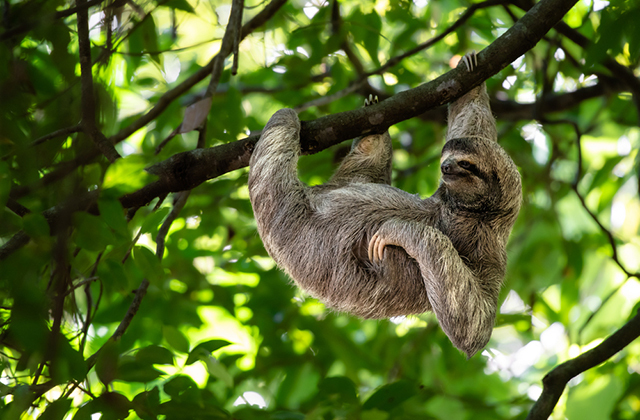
[{"xmin": 248, "ymin": 52, "xmax": 522, "ymax": 358}]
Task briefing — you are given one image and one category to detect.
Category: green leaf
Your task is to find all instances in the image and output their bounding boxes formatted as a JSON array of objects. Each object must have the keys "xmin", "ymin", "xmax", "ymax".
[
  {"xmin": 98, "ymin": 198, "xmax": 129, "ymax": 237},
  {"xmin": 203, "ymin": 356, "xmax": 233, "ymax": 388},
  {"xmin": 185, "ymin": 339, "xmax": 233, "ymax": 365},
  {"xmin": 94, "ymin": 392, "xmax": 132, "ymax": 420},
  {"xmin": 95, "ymin": 341, "xmax": 120, "ymax": 386},
  {"xmin": 140, "ymin": 16, "xmax": 161, "ymax": 65},
  {"xmin": 348, "ymin": 8, "xmax": 382, "ymax": 67},
  {"xmin": 74, "ymin": 213, "xmax": 116, "ymax": 252},
  {"xmin": 132, "ymin": 387, "xmax": 160, "ymax": 420},
  {"xmin": 136, "ymin": 345, "xmax": 174, "ymax": 365},
  {"xmin": 139, "ymin": 207, "xmax": 170, "ymax": 235},
  {"xmin": 318, "ymin": 376, "xmax": 359, "ymax": 405},
  {"xmin": 566, "ymin": 375, "xmax": 624, "ymax": 420},
  {"xmin": 163, "ymin": 325, "xmax": 190, "ymax": 353},
  {"xmin": 132, "ymin": 246, "xmax": 164, "ymax": 284},
  {"xmin": 163, "ymin": 375, "xmax": 198, "ymax": 399},
  {"xmin": 0, "ymin": 161, "xmax": 10, "ymax": 208},
  {"xmin": 37, "ymin": 398, "xmax": 72, "ymax": 420},
  {"xmin": 117, "ymin": 360, "xmax": 164, "ymax": 383},
  {"xmin": 22, "ymin": 213, "xmax": 49, "ymax": 237},
  {"xmin": 97, "ymin": 257, "xmax": 131, "ymax": 294},
  {"xmin": 164, "ymin": 0, "xmax": 195, "ymax": 14},
  {"xmin": 103, "ymin": 155, "xmax": 152, "ymax": 194},
  {"xmin": 362, "ymin": 381, "xmax": 416, "ymax": 412}
]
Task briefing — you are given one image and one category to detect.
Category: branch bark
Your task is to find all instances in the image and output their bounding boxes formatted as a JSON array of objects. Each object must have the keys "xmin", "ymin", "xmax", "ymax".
[{"xmin": 526, "ymin": 310, "xmax": 640, "ymax": 420}]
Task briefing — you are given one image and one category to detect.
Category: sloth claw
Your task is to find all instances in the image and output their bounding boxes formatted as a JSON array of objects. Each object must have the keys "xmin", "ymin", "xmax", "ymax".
[
  {"xmin": 368, "ymin": 232, "xmax": 387, "ymax": 263},
  {"xmin": 461, "ymin": 50, "xmax": 478, "ymax": 72},
  {"xmin": 364, "ymin": 94, "xmax": 379, "ymax": 107}
]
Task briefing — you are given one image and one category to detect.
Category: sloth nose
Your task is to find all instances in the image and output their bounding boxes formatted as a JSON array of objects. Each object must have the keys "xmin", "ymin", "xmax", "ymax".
[{"xmin": 441, "ymin": 161, "xmax": 453, "ymax": 174}]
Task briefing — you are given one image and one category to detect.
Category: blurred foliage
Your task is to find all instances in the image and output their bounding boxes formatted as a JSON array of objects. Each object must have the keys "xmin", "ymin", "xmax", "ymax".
[{"xmin": 1, "ymin": 0, "xmax": 640, "ymax": 419}]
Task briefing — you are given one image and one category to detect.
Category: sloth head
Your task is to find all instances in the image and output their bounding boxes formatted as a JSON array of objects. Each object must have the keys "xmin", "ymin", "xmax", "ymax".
[{"xmin": 438, "ymin": 137, "xmax": 521, "ymax": 219}]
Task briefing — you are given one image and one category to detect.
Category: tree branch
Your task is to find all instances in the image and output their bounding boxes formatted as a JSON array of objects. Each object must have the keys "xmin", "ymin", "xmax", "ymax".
[
  {"xmin": 526, "ymin": 309, "xmax": 640, "ymax": 420},
  {"xmin": 1, "ymin": 0, "xmax": 580, "ymax": 259},
  {"xmin": 122, "ymin": 0, "xmax": 581, "ymax": 209}
]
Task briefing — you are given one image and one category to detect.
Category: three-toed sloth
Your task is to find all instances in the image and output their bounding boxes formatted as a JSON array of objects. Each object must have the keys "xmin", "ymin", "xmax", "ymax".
[{"xmin": 248, "ymin": 53, "xmax": 522, "ymax": 358}]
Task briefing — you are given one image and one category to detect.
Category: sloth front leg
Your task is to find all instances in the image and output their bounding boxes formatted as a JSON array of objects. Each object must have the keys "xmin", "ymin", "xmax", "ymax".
[
  {"xmin": 368, "ymin": 220, "xmax": 496, "ymax": 358},
  {"xmin": 446, "ymin": 51, "xmax": 497, "ymax": 142},
  {"xmin": 329, "ymin": 95, "xmax": 393, "ymax": 185}
]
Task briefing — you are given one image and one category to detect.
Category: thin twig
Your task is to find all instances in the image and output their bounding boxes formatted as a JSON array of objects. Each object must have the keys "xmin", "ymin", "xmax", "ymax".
[
  {"xmin": 231, "ymin": 0, "xmax": 245, "ymax": 75},
  {"xmin": 76, "ymin": 0, "xmax": 121, "ymax": 162},
  {"xmin": 294, "ymin": 79, "xmax": 368, "ymax": 113},
  {"xmin": 30, "ymin": 124, "xmax": 82, "ymax": 147},
  {"xmin": 578, "ymin": 278, "xmax": 629, "ymax": 341}
]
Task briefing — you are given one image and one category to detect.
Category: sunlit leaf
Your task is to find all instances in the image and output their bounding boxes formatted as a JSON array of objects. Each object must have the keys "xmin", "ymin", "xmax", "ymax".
[
  {"xmin": 185, "ymin": 339, "xmax": 233, "ymax": 365},
  {"xmin": 103, "ymin": 155, "xmax": 152, "ymax": 194}
]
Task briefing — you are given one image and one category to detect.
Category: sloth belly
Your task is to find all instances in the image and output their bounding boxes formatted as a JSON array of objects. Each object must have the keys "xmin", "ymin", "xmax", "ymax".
[{"xmin": 279, "ymin": 184, "xmax": 434, "ymax": 318}]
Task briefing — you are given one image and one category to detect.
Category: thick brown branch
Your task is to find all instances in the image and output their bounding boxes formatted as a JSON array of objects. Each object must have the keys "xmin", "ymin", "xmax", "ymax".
[
  {"xmin": 526, "ymin": 310, "xmax": 640, "ymax": 420},
  {"xmin": 121, "ymin": 0, "xmax": 580, "ymax": 210}
]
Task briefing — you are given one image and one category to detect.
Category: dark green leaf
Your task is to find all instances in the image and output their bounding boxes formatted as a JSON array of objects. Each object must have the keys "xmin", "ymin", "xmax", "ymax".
[
  {"xmin": 136, "ymin": 345, "xmax": 174, "ymax": 365},
  {"xmin": 362, "ymin": 381, "xmax": 416, "ymax": 411}
]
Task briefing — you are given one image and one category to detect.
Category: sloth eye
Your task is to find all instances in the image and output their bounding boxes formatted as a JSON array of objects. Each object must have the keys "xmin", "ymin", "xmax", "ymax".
[{"xmin": 458, "ymin": 160, "xmax": 473, "ymax": 170}]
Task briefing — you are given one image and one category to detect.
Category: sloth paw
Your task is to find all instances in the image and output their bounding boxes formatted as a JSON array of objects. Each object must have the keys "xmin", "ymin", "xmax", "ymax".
[
  {"xmin": 364, "ymin": 94, "xmax": 379, "ymax": 107},
  {"xmin": 461, "ymin": 50, "xmax": 478, "ymax": 72}
]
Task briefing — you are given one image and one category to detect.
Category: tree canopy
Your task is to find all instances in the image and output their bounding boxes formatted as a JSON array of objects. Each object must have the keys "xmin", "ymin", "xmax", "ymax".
[{"xmin": 1, "ymin": 0, "xmax": 640, "ymax": 419}]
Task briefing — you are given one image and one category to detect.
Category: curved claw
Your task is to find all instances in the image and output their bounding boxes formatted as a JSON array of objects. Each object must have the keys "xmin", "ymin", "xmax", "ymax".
[
  {"xmin": 364, "ymin": 94, "xmax": 379, "ymax": 107},
  {"xmin": 461, "ymin": 50, "xmax": 478, "ymax": 72},
  {"xmin": 367, "ymin": 232, "xmax": 387, "ymax": 263}
]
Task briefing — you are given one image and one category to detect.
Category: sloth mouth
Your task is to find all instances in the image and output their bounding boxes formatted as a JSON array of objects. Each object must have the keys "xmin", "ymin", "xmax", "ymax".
[{"xmin": 442, "ymin": 172, "xmax": 469, "ymax": 180}]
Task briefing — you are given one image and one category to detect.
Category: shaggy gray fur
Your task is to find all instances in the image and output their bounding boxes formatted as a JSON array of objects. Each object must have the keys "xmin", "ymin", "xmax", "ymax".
[{"xmin": 248, "ymin": 55, "xmax": 522, "ymax": 358}]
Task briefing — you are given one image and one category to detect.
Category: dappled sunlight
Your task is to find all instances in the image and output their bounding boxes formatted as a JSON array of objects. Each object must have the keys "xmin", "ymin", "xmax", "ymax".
[{"xmin": 2, "ymin": 0, "xmax": 639, "ymax": 419}]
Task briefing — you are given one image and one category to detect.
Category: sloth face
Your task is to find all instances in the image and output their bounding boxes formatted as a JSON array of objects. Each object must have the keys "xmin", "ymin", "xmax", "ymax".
[{"xmin": 439, "ymin": 137, "xmax": 513, "ymax": 214}]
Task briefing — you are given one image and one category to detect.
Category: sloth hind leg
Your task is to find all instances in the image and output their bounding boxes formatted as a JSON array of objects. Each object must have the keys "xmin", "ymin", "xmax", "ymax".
[{"xmin": 369, "ymin": 219, "xmax": 495, "ymax": 358}]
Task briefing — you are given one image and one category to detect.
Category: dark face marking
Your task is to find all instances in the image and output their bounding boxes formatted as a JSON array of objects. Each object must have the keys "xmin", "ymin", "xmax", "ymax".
[{"xmin": 442, "ymin": 137, "xmax": 481, "ymax": 155}]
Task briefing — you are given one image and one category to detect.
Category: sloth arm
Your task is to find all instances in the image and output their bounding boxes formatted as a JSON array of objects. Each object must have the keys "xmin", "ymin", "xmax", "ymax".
[{"xmin": 368, "ymin": 219, "xmax": 496, "ymax": 358}]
